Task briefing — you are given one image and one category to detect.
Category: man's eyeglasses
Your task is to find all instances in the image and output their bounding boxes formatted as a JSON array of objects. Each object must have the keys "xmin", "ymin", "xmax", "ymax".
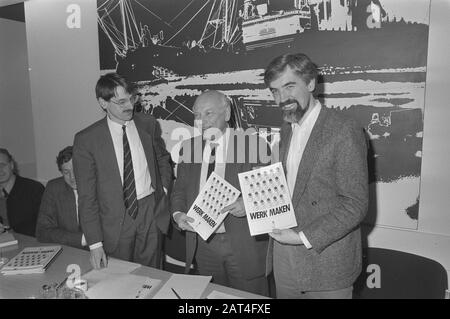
[{"xmin": 109, "ymin": 95, "xmax": 138, "ymax": 108}]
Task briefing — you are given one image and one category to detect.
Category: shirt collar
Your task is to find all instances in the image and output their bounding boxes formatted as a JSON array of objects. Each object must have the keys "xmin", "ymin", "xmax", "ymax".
[{"xmin": 107, "ymin": 115, "xmax": 134, "ymax": 132}]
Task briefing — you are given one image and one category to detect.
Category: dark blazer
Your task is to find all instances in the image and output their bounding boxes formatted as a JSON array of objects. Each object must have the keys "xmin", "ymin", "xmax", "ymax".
[
  {"xmin": 36, "ymin": 177, "xmax": 84, "ymax": 249},
  {"xmin": 171, "ymin": 130, "xmax": 270, "ymax": 280},
  {"xmin": 266, "ymin": 107, "xmax": 369, "ymax": 291},
  {"xmin": 3, "ymin": 175, "xmax": 44, "ymax": 237},
  {"xmin": 73, "ymin": 114, "xmax": 173, "ymax": 253}
]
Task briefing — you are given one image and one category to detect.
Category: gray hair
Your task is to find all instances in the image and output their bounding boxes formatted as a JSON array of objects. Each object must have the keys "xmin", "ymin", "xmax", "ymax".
[{"xmin": 264, "ymin": 53, "xmax": 318, "ymax": 87}]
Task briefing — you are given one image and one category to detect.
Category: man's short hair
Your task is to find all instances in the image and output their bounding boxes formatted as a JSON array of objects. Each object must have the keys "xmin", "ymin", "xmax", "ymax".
[
  {"xmin": 95, "ymin": 72, "xmax": 135, "ymax": 101},
  {"xmin": 56, "ymin": 146, "xmax": 73, "ymax": 171},
  {"xmin": 264, "ymin": 53, "xmax": 318, "ymax": 87},
  {"xmin": 0, "ymin": 148, "xmax": 18, "ymax": 174}
]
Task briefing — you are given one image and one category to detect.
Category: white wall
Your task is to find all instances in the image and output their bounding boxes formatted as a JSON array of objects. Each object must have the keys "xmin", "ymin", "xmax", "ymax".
[
  {"xmin": 418, "ymin": 0, "xmax": 450, "ymax": 237},
  {"xmin": 366, "ymin": 0, "xmax": 450, "ymax": 287},
  {"xmin": 0, "ymin": 17, "xmax": 36, "ymax": 178},
  {"xmin": 24, "ymin": 0, "xmax": 102, "ymax": 182}
]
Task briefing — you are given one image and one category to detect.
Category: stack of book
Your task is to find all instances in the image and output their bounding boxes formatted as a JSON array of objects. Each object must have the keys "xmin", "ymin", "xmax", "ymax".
[{"xmin": 0, "ymin": 246, "xmax": 62, "ymax": 275}]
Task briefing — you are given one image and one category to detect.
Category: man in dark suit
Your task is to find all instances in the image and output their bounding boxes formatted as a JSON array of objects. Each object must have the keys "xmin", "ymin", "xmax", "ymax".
[
  {"xmin": 73, "ymin": 73, "xmax": 172, "ymax": 269},
  {"xmin": 171, "ymin": 90, "xmax": 270, "ymax": 296},
  {"xmin": 36, "ymin": 146, "xmax": 86, "ymax": 249},
  {"xmin": 264, "ymin": 53, "xmax": 369, "ymax": 298},
  {"xmin": 0, "ymin": 148, "xmax": 44, "ymax": 236}
]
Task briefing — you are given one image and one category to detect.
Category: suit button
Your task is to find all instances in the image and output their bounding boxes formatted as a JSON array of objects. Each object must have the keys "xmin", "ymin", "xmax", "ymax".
[{"xmin": 311, "ymin": 201, "xmax": 317, "ymax": 206}]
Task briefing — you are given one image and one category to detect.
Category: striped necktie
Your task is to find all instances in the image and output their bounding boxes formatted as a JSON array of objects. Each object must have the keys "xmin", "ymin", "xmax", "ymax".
[{"xmin": 122, "ymin": 125, "xmax": 138, "ymax": 219}]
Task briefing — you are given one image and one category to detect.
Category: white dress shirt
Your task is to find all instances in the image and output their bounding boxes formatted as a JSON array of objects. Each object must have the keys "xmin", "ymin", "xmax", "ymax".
[{"xmin": 286, "ymin": 101, "xmax": 321, "ymax": 249}]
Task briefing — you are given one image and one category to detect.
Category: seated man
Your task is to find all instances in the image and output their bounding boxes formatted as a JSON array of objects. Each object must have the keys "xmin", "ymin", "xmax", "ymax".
[
  {"xmin": 0, "ymin": 148, "xmax": 44, "ymax": 236},
  {"xmin": 36, "ymin": 146, "xmax": 87, "ymax": 249}
]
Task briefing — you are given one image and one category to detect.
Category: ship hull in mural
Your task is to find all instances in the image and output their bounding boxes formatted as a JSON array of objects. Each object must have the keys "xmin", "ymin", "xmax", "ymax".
[
  {"xmin": 117, "ymin": 22, "xmax": 427, "ymax": 82},
  {"xmin": 105, "ymin": 0, "xmax": 428, "ymax": 82}
]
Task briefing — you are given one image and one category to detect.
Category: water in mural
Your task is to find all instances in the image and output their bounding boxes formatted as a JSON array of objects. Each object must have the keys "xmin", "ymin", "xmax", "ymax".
[{"xmin": 97, "ymin": 0, "xmax": 430, "ymax": 229}]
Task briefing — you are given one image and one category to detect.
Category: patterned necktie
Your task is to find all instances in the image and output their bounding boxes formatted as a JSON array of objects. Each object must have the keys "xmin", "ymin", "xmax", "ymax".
[
  {"xmin": 122, "ymin": 125, "xmax": 138, "ymax": 219},
  {"xmin": 207, "ymin": 143, "xmax": 218, "ymax": 180}
]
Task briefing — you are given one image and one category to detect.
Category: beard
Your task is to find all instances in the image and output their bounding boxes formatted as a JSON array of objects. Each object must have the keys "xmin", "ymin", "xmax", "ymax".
[{"xmin": 280, "ymin": 99, "xmax": 307, "ymax": 123}]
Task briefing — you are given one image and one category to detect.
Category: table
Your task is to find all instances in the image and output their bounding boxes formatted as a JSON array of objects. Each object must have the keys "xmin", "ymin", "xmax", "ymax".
[{"xmin": 0, "ymin": 233, "xmax": 268, "ymax": 299}]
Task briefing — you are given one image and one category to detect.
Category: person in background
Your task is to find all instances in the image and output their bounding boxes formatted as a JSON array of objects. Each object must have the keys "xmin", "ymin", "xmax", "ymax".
[
  {"xmin": 264, "ymin": 53, "xmax": 369, "ymax": 299},
  {"xmin": 73, "ymin": 73, "xmax": 173, "ymax": 270},
  {"xmin": 36, "ymin": 146, "xmax": 87, "ymax": 249},
  {"xmin": 0, "ymin": 148, "xmax": 44, "ymax": 236}
]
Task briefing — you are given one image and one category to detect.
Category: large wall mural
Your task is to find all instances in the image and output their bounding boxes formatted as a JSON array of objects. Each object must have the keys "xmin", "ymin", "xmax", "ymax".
[{"xmin": 97, "ymin": 0, "xmax": 430, "ymax": 229}]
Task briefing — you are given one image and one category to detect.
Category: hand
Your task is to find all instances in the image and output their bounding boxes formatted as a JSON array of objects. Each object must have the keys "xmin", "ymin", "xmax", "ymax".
[
  {"xmin": 174, "ymin": 212, "xmax": 195, "ymax": 232},
  {"xmin": 220, "ymin": 197, "xmax": 246, "ymax": 217},
  {"xmin": 269, "ymin": 228, "xmax": 303, "ymax": 245},
  {"xmin": 90, "ymin": 247, "xmax": 108, "ymax": 269}
]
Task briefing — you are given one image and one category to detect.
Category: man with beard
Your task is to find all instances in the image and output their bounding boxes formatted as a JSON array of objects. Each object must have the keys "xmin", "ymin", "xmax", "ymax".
[
  {"xmin": 264, "ymin": 53, "xmax": 369, "ymax": 298},
  {"xmin": 73, "ymin": 73, "xmax": 173, "ymax": 269}
]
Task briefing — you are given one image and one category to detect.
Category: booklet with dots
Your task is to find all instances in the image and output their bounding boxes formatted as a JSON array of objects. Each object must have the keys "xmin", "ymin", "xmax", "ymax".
[
  {"xmin": 238, "ymin": 162, "xmax": 297, "ymax": 236},
  {"xmin": 186, "ymin": 172, "xmax": 240, "ymax": 241},
  {"xmin": 0, "ymin": 246, "xmax": 62, "ymax": 275}
]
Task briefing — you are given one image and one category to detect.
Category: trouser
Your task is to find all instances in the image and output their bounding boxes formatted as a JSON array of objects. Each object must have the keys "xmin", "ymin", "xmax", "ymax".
[
  {"xmin": 196, "ymin": 232, "xmax": 268, "ymax": 296},
  {"xmin": 110, "ymin": 194, "xmax": 162, "ymax": 268}
]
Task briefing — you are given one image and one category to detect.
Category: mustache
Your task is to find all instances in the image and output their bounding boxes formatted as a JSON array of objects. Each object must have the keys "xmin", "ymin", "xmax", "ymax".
[{"xmin": 279, "ymin": 99, "xmax": 298, "ymax": 108}]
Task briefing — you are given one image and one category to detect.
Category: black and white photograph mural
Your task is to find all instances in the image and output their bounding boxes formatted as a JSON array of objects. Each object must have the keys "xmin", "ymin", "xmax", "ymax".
[{"xmin": 97, "ymin": 0, "xmax": 430, "ymax": 229}]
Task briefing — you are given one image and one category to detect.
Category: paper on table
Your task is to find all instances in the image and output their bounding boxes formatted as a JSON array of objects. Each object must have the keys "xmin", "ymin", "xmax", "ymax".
[
  {"xmin": 82, "ymin": 257, "xmax": 141, "ymax": 286},
  {"xmin": 84, "ymin": 274, "xmax": 161, "ymax": 299},
  {"xmin": 105, "ymin": 257, "xmax": 141, "ymax": 273},
  {"xmin": 152, "ymin": 274, "xmax": 212, "ymax": 299},
  {"xmin": 207, "ymin": 290, "xmax": 243, "ymax": 299}
]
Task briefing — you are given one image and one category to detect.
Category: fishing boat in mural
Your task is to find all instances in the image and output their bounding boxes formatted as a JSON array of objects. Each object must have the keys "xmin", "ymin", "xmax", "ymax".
[{"xmin": 98, "ymin": 0, "xmax": 428, "ymax": 82}]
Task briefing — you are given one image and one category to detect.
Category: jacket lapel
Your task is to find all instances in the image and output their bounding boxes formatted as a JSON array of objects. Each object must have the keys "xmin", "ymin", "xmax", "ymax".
[
  {"xmin": 224, "ymin": 130, "xmax": 244, "ymax": 187},
  {"xmin": 193, "ymin": 137, "xmax": 205, "ymax": 194},
  {"xmin": 291, "ymin": 108, "xmax": 328, "ymax": 209},
  {"xmin": 63, "ymin": 182, "xmax": 79, "ymax": 229},
  {"xmin": 98, "ymin": 117, "xmax": 123, "ymax": 198},
  {"xmin": 280, "ymin": 123, "xmax": 292, "ymax": 174},
  {"xmin": 185, "ymin": 137, "xmax": 204, "ymax": 270},
  {"xmin": 135, "ymin": 119, "xmax": 157, "ymax": 190}
]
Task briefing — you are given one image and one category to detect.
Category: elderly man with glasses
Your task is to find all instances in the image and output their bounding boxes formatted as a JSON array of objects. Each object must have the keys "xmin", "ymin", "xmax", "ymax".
[{"xmin": 73, "ymin": 73, "xmax": 173, "ymax": 270}]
